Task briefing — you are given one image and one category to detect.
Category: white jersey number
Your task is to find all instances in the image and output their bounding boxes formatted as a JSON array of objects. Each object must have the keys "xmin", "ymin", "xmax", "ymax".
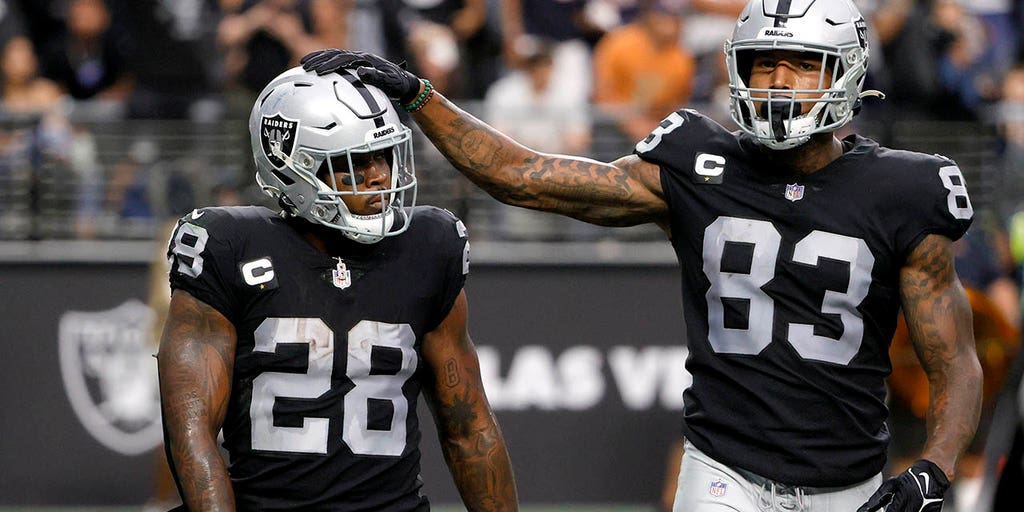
[
  {"xmin": 702, "ymin": 217, "xmax": 875, "ymax": 365},
  {"xmin": 938, "ymin": 165, "xmax": 973, "ymax": 220},
  {"xmin": 169, "ymin": 222, "xmax": 209, "ymax": 278},
  {"xmin": 250, "ymin": 318, "xmax": 416, "ymax": 456},
  {"xmin": 635, "ymin": 111, "xmax": 688, "ymax": 153}
]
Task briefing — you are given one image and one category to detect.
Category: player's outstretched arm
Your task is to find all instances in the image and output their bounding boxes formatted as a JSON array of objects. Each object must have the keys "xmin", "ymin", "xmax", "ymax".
[
  {"xmin": 860, "ymin": 233, "xmax": 982, "ymax": 512},
  {"xmin": 414, "ymin": 94, "xmax": 667, "ymax": 228},
  {"xmin": 300, "ymin": 48, "xmax": 667, "ymax": 229},
  {"xmin": 422, "ymin": 291, "xmax": 518, "ymax": 512},
  {"xmin": 157, "ymin": 290, "xmax": 238, "ymax": 511}
]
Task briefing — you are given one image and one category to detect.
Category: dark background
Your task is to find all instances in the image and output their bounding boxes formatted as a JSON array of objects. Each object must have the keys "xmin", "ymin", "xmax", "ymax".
[{"xmin": 0, "ymin": 261, "xmax": 687, "ymax": 506}]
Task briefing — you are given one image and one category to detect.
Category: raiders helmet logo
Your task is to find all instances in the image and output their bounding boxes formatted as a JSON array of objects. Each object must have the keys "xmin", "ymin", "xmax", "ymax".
[
  {"xmin": 855, "ymin": 18, "xmax": 869, "ymax": 50},
  {"xmin": 261, "ymin": 113, "xmax": 299, "ymax": 168},
  {"xmin": 58, "ymin": 300, "xmax": 163, "ymax": 455}
]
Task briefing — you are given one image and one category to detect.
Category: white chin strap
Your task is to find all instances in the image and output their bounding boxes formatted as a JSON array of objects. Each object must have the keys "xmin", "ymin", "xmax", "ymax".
[
  {"xmin": 341, "ymin": 208, "xmax": 396, "ymax": 244},
  {"xmin": 752, "ymin": 114, "xmax": 816, "ymax": 150}
]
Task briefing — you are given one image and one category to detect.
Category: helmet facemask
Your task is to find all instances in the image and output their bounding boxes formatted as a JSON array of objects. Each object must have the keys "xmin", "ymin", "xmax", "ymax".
[{"xmin": 307, "ymin": 137, "xmax": 417, "ymax": 243}]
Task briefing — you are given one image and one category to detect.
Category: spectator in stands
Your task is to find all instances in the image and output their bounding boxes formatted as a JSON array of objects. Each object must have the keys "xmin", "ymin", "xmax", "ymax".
[
  {"xmin": 0, "ymin": 1, "xmax": 26, "ymax": 50},
  {"xmin": 100, "ymin": 0, "xmax": 221, "ymax": 120},
  {"xmin": 592, "ymin": 0, "xmax": 695, "ymax": 143},
  {"xmin": 933, "ymin": 0, "xmax": 994, "ymax": 118},
  {"xmin": 39, "ymin": 0, "xmax": 132, "ymax": 102},
  {"xmin": 219, "ymin": 0, "xmax": 308, "ymax": 95},
  {"xmin": 406, "ymin": 19, "xmax": 461, "ymax": 97},
  {"xmin": 485, "ymin": 40, "xmax": 590, "ymax": 155},
  {"xmin": 500, "ymin": 0, "xmax": 598, "ymax": 107},
  {"xmin": 218, "ymin": 0, "xmax": 348, "ymax": 97},
  {"xmin": 0, "ymin": 35, "xmax": 64, "ymax": 116},
  {"xmin": 681, "ymin": 0, "xmax": 745, "ymax": 106},
  {"xmin": 997, "ymin": 66, "xmax": 1024, "ymax": 278},
  {"xmin": 956, "ymin": 222, "xmax": 1022, "ymax": 329},
  {"xmin": 0, "ymin": 32, "xmax": 72, "ymax": 188},
  {"xmin": 405, "ymin": 0, "xmax": 501, "ymax": 99},
  {"xmin": 483, "ymin": 39, "xmax": 592, "ymax": 240},
  {"xmin": 962, "ymin": 0, "xmax": 1018, "ymax": 82}
]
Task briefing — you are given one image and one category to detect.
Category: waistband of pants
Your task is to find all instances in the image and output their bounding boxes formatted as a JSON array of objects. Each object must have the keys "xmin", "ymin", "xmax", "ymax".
[{"xmin": 732, "ymin": 466, "xmax": 870, "ymax": 496}]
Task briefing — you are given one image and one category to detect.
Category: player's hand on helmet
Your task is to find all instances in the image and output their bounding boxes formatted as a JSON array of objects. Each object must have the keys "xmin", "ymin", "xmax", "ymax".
[
  {"xmin": 856, "ymin": 459, "xmax": 949, "ymax": 512},
  {"xmin": 300, "ymin": 49, "xmax": 422, "ymax": 104}
]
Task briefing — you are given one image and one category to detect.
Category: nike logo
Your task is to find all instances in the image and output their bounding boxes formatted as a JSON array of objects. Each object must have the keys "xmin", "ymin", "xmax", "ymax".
[
  {"xmin": 917, "ymin": 472, "xmax": 930, "ymax": 494},
  {"xmin": 191, "ymin": 209, "xmax": 205, "ymax": 220}
]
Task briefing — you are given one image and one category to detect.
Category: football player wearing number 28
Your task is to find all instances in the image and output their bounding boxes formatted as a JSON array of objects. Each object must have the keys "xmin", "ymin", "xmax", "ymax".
[
  {"xmin": 302, "ymin": 0, "xmax": 981, "ymax": 511},
  {"xmin": 157, "ymin": 66, "xmax": 517, "ymax": 511}
]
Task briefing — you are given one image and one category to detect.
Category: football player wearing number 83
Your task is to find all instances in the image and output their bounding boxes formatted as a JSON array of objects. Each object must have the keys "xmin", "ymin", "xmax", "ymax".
[
  {"xmin": 156, "ymin": 66, "xmax": 517, "ymax": 511},
  {"xmin": 301, "ymin": 0, "xmax": 981, "ymax": 511}
]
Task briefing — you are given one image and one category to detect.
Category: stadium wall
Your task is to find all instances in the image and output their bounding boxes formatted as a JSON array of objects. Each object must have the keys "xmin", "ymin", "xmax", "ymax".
[{"xmin": 0, "ymin": 243, "xmax": 687, "ymax": 507}]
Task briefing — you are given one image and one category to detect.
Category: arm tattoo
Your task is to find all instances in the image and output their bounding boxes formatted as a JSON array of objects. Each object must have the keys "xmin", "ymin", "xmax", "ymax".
[
  {"xmin": 434, "ymin": 359, "xmax": 517, "ymax": 512},
  {"xmin": 444, "ymin": 358, "xmax": 461, "ymax": 388},
  {"xmin": 423, "ymin": 292, "xmax": 517, "ymax": 510},
  {"xmin": 158, "ymin": 293, "xmax": 236, "ymax": 510},
  {"xmin": 413, "ymin": 95, "xmax": 662, "ymax": 227},
  {"xmin": 900, "ymin": 234, "xmax": 982, "ymax": 479}
]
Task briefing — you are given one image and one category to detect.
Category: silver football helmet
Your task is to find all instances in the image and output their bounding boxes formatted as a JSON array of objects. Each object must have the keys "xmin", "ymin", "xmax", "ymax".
[
  {"xmin": 726, "ymin": 0, "xmax": 881, "ymax": 150},
  {"xmin": 250, "ymin": 66, "xmax": 416, "ymax": 243}
]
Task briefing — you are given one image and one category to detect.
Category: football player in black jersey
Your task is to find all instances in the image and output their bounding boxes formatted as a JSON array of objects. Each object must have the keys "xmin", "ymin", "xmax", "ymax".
[
  {"xmin": 156, "ymin": 67, "xmax": 518, "ymax": 511},
  {"xmin": 300, "ymin": 0, "xmax": 983, "ymax": 511}
]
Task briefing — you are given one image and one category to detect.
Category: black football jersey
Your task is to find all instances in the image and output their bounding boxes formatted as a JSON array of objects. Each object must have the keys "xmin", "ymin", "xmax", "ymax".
[
  {"xmin": 635, "ymin": 110, "xmax": 973, "ymax": 486},
  {"xmin": 166, "ymin": 205, "xmax": 470, "ymax": 511}
]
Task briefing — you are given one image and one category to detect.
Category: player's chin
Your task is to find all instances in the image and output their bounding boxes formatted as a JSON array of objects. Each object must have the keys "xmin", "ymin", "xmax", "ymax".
[{"xmin": 352, "ymin": 202, "xmax": 386, "ymax": 216}]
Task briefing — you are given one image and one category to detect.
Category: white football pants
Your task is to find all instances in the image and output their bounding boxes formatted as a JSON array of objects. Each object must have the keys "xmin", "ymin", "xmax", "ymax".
[{"xmin": 672, "ymin": 440, "xmax": 883, "ymax": 512}]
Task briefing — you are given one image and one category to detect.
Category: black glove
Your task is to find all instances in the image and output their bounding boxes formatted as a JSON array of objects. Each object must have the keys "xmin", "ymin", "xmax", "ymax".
[
  {"xmin": 856, "ymin": 459, "xmax": 950, "ymax": 512},
  {"xmin": 300, "ymin": 49, "xmax": 422, "ymax": 104}
]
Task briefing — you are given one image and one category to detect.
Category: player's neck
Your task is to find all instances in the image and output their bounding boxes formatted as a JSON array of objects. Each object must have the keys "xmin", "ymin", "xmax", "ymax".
[
  {"xmin": 764, "ymin": 133, "xmax": 845, "ymax": 175},
  {"xmin": 289, "ymin": 217, "xmax": 377, "ymax": 258}
]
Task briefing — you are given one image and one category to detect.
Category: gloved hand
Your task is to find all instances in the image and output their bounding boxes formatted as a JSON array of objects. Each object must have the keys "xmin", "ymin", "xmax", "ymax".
[
  {"xmin": 300, "ymin": 49, "xmax": 422, "ymax": 104},
  {"xmin": 856, "ymin": 459, "xmax": 950, "ymax": 512}
]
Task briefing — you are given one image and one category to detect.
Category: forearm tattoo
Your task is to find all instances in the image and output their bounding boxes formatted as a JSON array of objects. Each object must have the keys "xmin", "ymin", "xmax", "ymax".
[
  {"xmin": 436, "ymin": 358, "xmax": 518, "ymax": 512},
  {"xmin": 414, "ymin": 95, "xmax": 655, "ymax": 227},
  {"xmin": 900, "ymin": 234, "xmax": 982, "ymax": 477},
  {"xmin": 158, "ymin": 294, "xmax": 236, "ymax": 510}
]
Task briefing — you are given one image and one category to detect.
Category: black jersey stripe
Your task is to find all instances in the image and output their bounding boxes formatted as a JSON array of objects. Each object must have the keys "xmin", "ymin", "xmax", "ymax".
[
  {"xmin": 341, "ymin": 73, "xmax": 386, "ymax": 128},
  {"xmin": 775, "ymin": 0, "xmax": 794, "ymax": 27}
]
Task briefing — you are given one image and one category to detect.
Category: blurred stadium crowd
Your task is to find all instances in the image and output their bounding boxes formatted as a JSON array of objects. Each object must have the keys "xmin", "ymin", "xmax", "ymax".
[
  {"xmin": 0, "ymin": 0, "xmax": 1022, "ymax": 510},
  {"xmin": 0, "ymin": 0, "xmax": 1022, "ymax": 246}
]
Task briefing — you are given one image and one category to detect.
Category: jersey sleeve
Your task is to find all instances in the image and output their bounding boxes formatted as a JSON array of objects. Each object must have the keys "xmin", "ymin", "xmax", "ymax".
[
  {"xmin": 419, "ymin": 207, "xmax": 470, "ymax": 332},
  {"xmin": 890, "ymin": 155, "xmax": 974, "ymax": 259},
  {"xmin": 166, "ymin": 208, "xmax": 242, "ymax": 323},
  {"xmin": 633, "ymin": 108, "xmax": 729, "ymax": 169}
]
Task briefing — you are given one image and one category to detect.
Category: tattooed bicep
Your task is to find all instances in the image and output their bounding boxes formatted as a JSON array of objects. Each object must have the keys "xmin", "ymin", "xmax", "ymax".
[
  {"xmin": 899, "ymin": 234, "xmax": 973, "ymax": 370},
  {"xmin": 158, "ymin": 290, "xmax": 237, "ymax": 428},
  {"xmin": 901, "ymin": 234, "xmax": 958, "ymax": 296},
  {"xmin": 160, "ymin": 290, "xmax": 237, "ymax": 367}
]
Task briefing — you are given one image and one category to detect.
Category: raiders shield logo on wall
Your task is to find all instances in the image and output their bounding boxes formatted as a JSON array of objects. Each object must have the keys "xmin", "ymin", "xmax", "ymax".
[
  {"xmin": 261, "ymin": 113, "xmax": 299, "ymax": 168},
  {"xmin": 58, "ymin": 299, "xmax": 163, "ymax": 455}
]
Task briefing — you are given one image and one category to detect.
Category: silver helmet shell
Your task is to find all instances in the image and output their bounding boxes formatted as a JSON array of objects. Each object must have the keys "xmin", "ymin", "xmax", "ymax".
[
  {"xmin": 725, "ymin": 0, "xmax": 870, "ymax": 150},
  {"xmin": 250, "ymin": 66, "xmax": 417, "ymax": 243}
]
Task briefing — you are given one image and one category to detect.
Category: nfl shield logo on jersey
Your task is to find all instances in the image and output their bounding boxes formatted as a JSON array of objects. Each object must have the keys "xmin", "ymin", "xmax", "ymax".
[
  {"xmin": 785, "ymin": 183, "xmax": 805, "ymax": 202},
  {"xmin": 709, "ymin": 480, "xmax": 728, "ymax": 497},
  {"xmin": 261, "ymin": 113, "xmax": 298, "ymax": 168},
  {"xmin": 58, "ymin": 300, "xmax": 163, "ymax": 455},
  {"xmin": 333, "ymin": 258, "xmax": 352, "ymax": 289}
]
